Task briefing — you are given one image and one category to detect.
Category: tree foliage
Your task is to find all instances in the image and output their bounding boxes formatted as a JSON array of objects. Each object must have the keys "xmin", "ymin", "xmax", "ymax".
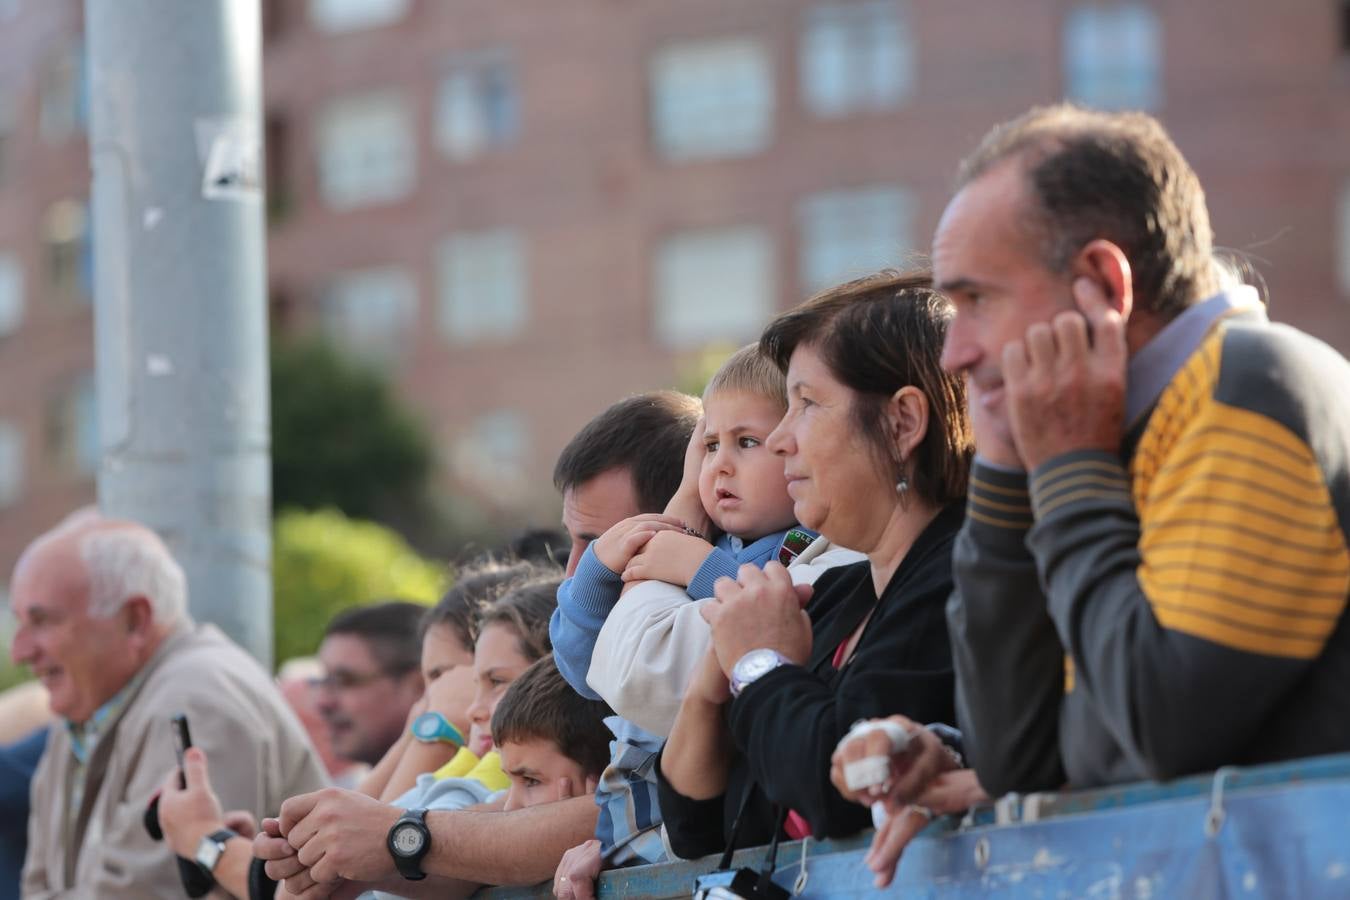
[
  {"xmin": 272, "ymin": 508, "xmax": 447, "ymax": 666},
  {"xmin": 270, "ymin": 337, "xmax": 434, "ymax": 520}
]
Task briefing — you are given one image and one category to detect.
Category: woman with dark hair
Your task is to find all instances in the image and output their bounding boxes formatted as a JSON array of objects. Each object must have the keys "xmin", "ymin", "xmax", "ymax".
[{"xmin": 651, "ymin": 270, "xmax": 972, "ymax": 859}]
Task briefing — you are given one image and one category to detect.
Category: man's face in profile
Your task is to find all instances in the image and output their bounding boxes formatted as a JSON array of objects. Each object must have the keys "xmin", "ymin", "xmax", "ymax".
[
  {"xmin": 9, "ymin": 539, "xmax": 143, "ymax": 724},
  {"xmin": 934, "ymin": 160, "xmax": 1079, "ymax": 449}
]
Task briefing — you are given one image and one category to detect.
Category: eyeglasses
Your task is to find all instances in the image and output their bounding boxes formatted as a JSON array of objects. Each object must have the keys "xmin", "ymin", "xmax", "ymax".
[{"xmin": 310, "ymin": 665, "xmax": 415, "ymax": 693}]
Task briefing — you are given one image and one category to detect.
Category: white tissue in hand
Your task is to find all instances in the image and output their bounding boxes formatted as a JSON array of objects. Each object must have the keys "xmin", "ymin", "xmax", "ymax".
[{"xmin": 843, "ymin": 755, "xmax": 891, "ymax": 792}]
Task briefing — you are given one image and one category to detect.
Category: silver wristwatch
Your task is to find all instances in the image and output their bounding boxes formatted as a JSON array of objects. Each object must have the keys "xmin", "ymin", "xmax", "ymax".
[
  {"xmin": 194, "ymin": 827, "xmax": 235, "ymax": 876},
  {"xmin": 730, "ymin": 648, "xmax": 794, "ymax": 697}
]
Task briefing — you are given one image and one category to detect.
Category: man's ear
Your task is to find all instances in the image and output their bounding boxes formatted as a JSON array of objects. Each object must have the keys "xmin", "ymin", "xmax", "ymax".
[
  {"xmin": 120, "ymin": 595, "xmax": 156, "ymax": 641},
  {"xmin": 886, "ymin": 386, "xmax": 930, "ymax": 463},
  {"xmin": 1072, "ymin": 239, "xmax": 1134, "ymax": 321}
]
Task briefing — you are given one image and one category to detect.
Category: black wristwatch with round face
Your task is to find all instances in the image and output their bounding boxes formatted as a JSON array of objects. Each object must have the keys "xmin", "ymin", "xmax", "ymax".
[{"xmin": 386, "ymin": 808, "xmax": 430, "ymax": 881}]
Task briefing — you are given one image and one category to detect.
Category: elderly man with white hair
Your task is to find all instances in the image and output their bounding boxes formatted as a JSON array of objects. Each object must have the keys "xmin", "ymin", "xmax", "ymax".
[{"xmin": 10, "ymin": 515, "xmax": 326, "ymax": 899}]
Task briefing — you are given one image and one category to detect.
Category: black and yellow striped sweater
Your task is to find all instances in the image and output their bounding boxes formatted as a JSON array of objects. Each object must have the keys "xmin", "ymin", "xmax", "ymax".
[{"xmin": 949, "ymin": 304, "xmax": 1350, "ymax": 793}]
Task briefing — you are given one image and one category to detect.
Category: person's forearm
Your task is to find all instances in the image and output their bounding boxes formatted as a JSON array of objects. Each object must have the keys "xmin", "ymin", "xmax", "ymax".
[
  {"xmin": 952, "ymin": 464, "xmax": 1066, "ymax": 796},
  {"xmin": 359, "ymin": 730, "xmax": 414, "ymax": 798},
  {"xmin": 664, "ymin": 487, "xmax": 711, "ymax": 538},
  {"xmin": 423, "ymin": 795, "xmax": 598, "ymax": 886},
  {"xmin": 211, "ymin": 836, "xmax": 257, "ymax": 900},
  {"xmin": 661, "ymin": 694, "xmax": 731, "ymax": 801},
  {"xmin": 380, "ymin": 741, "xmax": 459, "ymax": 802}
]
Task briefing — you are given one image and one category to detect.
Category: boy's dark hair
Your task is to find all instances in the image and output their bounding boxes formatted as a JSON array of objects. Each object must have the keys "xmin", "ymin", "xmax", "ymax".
[
  {"xmin": 491, "ymin": 655, "xmax": 613, "ymax": 779},
  {"xmin": 478, "ymin": 575, "xmax": 561, "ymax": 662},
  {"xmin": 420, "ymin": 559, "xmax": 546, "ymax": 650},
  {"xmin": 760, "ymin": 269, "xmax": 972, "ymax": 508},
  {"xmin": 552, "ymin": 391, "xmax": 702, "ymax": 513},
  {"xmin": 324, "ymin": 600, "xmax": 425, "ymax": 674},
  {"xmin": 956, "ymin": 103, "xmax": 1216, "ymax": 321}
]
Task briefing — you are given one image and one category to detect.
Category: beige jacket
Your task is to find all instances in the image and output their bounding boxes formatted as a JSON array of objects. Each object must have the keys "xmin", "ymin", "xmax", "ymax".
[
  {"xmin": 587, "ymin": 536, "xmax": 865, "ymax": 736},
  {"xmin": 22, "ymin": 622, "xmax": 328, "ymax": 899}
]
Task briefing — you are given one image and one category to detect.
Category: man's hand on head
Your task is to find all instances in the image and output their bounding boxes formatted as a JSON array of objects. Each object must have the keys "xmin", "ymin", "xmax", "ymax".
[
  {"xmin": 278, "ymin": 788, "xmax": 402, "ymax": 886},
  {"xmin": 620, "ymin": 529, "xmax": 713, "ymax": 588},
  {"xmin": 1003, "ymin": 277, "xmax": 1127, "ymax": 471}
]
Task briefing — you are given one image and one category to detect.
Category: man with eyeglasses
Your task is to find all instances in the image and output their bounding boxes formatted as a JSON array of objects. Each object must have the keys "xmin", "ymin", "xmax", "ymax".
[{"xmin": 315, "ymin": 601, "xmax": 426, "ymax": 769}]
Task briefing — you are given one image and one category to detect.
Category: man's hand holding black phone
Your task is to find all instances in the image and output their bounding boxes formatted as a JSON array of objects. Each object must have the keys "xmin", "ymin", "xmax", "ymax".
[{"xmin": 143, "ymin": 713, "xmax": 231, "ymax": 898}]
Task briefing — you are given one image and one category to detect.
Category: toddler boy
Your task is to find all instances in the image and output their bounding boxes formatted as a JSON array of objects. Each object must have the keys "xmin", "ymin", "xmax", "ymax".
[{"xmin": 548, "ymin": 344, "xmax": 812, "ymax": 869}]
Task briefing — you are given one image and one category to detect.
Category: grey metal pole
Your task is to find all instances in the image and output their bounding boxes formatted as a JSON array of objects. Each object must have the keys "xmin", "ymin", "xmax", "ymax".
[{"xmin": 84, "ymin": 0, "xmax": 272, "ymax": 665}]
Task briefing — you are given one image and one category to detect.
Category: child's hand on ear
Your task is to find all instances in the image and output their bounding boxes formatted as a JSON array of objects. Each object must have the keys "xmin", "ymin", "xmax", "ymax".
[
  {"xmin": 663, "ymin": 417, "xmax": 714, "ymax": 539},
  {"xmin": 620, "ymin": 530, "xmax": 713, "ymax": 588}
]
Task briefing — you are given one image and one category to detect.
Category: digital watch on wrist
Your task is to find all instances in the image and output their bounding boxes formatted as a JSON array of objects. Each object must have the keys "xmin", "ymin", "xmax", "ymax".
[
  {"xmin": 410, "ymin": 711, "xmax": 465, "ymax": 746},
  {"xmin": 387, "ymin": 807, "xmax": 431, "ymax": 881}
]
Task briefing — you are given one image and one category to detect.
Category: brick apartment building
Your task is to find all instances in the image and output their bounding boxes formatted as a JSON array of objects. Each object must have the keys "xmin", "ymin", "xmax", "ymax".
[{"xmin": 0, "ymin": 0, "xmax": 1348, "ymax": 580}]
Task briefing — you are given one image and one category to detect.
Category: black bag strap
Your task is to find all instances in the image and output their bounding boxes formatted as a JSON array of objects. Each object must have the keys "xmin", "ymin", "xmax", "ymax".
[
  {"xmin": 715, "ymin": 780, "xmax": 790, "ymax": 876},
  {"xmin": 716, "ymin": 780, "xmax": 756, "ymax": 871}
]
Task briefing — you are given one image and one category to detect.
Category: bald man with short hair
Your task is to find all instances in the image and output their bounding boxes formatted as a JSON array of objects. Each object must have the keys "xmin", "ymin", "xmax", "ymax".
[{"xmin": 11, "ymin": 516, "xmax": 327, "ymax": 899}]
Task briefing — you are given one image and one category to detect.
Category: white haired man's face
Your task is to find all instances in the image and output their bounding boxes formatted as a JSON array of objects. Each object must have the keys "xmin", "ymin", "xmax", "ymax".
[{"xmin": 8, "ymin": 534, "xmax": 150, "ymax": 724}]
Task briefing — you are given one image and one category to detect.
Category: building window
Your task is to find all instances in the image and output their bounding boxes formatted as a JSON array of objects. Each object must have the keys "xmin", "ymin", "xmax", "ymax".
[
  {"xmin": 437, "ymin": 229, "xmax": 527, "ymax": 343},
  {"xmin": 309, "ymin": 0, "xmax": 409, "ymax": 33},
  {"xmin": 1338, "ymin": 180, "xmax": 1350, "ymax": 298},
  {"xmin": 798, "ymin": 185, "xmax": 914, "ymax": 293},
  {"xmin": 39, "ymin": 42, "xmax": 86, "ymax": 143},
  {"xmin": 321, "ymin": 266, "xmax": 417, "ymax": 362},
  {"xmin": 801, "ymin": 1, "xmax": 914, "ymax": 118},
  {"xmin": 650, "ymin": 38, "xmax": 774, "ymax": 162},
  {"xmin": 46, "ymin": 374, "xmax": 98, "ymax": 476},
  {"xmin": 316, "ymin": 91, "xmax": 415, "ymax": 210},
  {"xmin": 43, "ymin": 200, "xmax": 92, "ymax": 305},
  {"xmin": 1063, "ymin": 3, "xmax": 1161, "ymax": 111},
  {"xmin": 0, "ymin": 253, "xmax": 24, "ymax": 337},
  {"xmin": 449, "ymin": 410, "xmax": 530, "ymax": 507},
  {"xmin": 0, "ymin": 421, "xmax": 21, "ymax": 508},
  {"xmin": 436, "ymin": 51, "xmax": 520, "ymax": 161},
  {"xmin": 654, "ymin": 227, "xmax": 775, "ymax": 349}
]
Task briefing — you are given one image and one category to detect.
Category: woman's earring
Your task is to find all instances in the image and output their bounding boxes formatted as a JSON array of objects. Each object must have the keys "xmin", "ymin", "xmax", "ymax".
[{"xmin": 895, "ymin": 475, "xmax": 909, "ymax": 496}]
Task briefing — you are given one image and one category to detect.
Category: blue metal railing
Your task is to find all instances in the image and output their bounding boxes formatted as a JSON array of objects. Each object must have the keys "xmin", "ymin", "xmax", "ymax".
[{"xmin": 482, "ymin": 753, "xmax": 1350, "ymax": 898}]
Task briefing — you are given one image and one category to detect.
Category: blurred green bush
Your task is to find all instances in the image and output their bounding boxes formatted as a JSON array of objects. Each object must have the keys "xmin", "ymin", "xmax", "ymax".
[{"xmin": 273, "ymin": 508, "xmax": 448, "ymax": 666}]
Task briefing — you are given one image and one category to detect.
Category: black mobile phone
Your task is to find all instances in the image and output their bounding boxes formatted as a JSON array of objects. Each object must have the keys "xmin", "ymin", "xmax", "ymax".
[{"xmin": 171, "ymin": 713, "xmax": 192, "ymax": 788}]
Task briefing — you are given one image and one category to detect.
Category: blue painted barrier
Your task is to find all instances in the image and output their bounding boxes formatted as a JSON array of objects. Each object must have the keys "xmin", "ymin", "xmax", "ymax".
[{"xmin": 481, "ymin": 753, "xmax": 1350, "ymax": 898}]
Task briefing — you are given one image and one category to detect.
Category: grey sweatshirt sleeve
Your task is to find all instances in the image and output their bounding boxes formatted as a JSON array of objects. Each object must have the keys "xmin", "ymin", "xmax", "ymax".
[
  {"xmin": 1026, "ymin": 445, "xmax": 1347, "ymax": 783},
  {"xmin": 947, "ymin": 461, "xmax": 1067, "ymax": 796}
]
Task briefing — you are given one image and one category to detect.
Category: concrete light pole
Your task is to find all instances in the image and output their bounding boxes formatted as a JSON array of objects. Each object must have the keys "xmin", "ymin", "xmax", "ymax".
[{"xmin": 84, "ymin": 0, "xmax": 273, "ymax": 664}]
